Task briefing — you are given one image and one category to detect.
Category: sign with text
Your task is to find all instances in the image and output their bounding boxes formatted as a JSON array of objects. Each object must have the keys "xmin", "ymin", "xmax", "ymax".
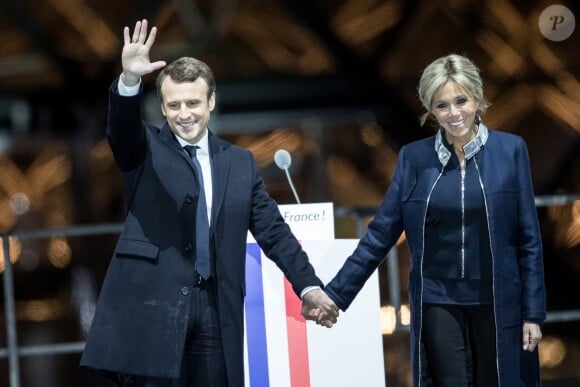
[{"xmin": 247, "ymin": 202, "xmax": 335, "ymax": 242}]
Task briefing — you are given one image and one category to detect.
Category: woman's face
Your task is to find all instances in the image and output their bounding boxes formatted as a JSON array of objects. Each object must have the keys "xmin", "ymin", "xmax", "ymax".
[{"xmin": 431, "ymin": 81, "xmax": 480, "ymax": 142}]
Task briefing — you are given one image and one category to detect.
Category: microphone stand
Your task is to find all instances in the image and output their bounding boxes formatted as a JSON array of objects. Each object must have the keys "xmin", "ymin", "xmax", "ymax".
[
  {"xmin": 283, "ymin": 167, "xmax": 301, "ymax": 204},
  {"xmin": 274, "ymin": 149, "xmax": 302, "ymax": 204}
]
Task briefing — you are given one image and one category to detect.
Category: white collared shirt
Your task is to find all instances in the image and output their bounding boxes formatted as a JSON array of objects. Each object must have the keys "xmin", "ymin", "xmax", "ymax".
[{"xmin": 175, "ymin": 133, "xmax": 213, "ymax": 224}]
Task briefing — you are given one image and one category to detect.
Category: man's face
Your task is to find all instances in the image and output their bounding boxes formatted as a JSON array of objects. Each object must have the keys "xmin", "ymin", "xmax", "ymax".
[{"xmin": 160, "ymin": 77, "xmax": 215, "ymax": 144}]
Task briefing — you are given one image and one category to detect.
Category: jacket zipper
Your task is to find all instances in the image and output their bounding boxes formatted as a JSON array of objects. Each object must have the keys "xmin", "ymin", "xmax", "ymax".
[{"xmin": 461, "ymin": 168, "xmax": 466, "ymax": 278}]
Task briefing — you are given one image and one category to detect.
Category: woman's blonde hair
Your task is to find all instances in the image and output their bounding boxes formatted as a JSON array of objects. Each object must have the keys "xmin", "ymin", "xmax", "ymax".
[{"xmin": 417, "ymin": 54, "xmax": 490, "ymax": 126}]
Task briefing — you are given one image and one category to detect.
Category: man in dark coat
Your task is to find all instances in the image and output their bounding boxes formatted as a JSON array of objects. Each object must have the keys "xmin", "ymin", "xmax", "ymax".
[{"xmin": 80, "ymin": 19, "xmax": 338, "ymax": 387}]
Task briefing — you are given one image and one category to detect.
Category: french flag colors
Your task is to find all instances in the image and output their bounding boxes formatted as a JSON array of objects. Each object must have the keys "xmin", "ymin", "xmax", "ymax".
[{"xmin": 243, "ymin": 240, "xmax": 385, "ymax": 387}]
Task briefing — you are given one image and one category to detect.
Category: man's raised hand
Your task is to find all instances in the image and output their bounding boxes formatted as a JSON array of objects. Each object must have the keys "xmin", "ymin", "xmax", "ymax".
[{"xmin": 121, "ymin": 19, "xmax": 167, "ymax": 86}]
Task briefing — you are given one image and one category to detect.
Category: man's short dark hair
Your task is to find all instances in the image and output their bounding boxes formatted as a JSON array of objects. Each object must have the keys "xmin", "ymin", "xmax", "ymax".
[{"xmin": 156, "ymin": 57, "xmax": 216, "ymax": 99}]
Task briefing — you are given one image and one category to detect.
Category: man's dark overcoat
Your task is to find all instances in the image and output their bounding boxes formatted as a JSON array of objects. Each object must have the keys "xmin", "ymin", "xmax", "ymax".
[{"xmin": 80, "ymin": 81, "xmax": 323, "ymax": 385}]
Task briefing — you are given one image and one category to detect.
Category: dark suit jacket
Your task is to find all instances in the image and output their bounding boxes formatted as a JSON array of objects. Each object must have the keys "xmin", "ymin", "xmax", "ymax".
[{"xmin": 80, "ymin": 80, "xmax": 323, "ymax": 385}]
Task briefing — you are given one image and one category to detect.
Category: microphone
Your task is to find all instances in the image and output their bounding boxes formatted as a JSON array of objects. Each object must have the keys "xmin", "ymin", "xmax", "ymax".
[{"xmin": 274, "ymin": 149, "xmax": 301, "ymax": 204}]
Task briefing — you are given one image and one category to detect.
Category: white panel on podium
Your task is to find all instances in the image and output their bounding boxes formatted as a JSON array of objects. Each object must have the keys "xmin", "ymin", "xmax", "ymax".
[{"xmin": 243, "ymin": 203, "xmax": 385, "ymax": 387}]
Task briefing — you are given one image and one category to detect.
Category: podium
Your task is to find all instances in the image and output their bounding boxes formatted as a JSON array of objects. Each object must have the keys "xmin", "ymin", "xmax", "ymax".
[{"xmin": 243, "ymin": 203, "xmax": 386, "ymax": 387}]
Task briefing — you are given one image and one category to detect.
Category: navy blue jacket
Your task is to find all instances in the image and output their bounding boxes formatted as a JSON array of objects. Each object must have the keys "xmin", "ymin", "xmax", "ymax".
[
  {"xmin": 325, "ymin": 124, "xmax": 546, "ymax": 386},
  {"xmin": 80, "ymin": 81, "xmax": 323, "ymax": 384}
]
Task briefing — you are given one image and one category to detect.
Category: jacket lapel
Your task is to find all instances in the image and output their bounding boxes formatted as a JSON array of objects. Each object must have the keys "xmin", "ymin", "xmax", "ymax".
[
  {"xmin": 158, "ymin": 123, "xmax": 197, "ymax": 171},
  {"xmin": 208, "ymin": 131, "xmax": 230, "ymax": 227},
  {"xmin": 158, "ymin": 125, "xmax": 230, "ymax": 228},
  {"xmin": 158, "ymin": 123, "xmax": 180, "ymax": 149}
]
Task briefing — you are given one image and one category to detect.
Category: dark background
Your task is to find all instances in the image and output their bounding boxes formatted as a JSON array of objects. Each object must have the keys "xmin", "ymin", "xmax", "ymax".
[{"xmin": 0, "ymin": 1, "xmax": 578, "ymax": 386}]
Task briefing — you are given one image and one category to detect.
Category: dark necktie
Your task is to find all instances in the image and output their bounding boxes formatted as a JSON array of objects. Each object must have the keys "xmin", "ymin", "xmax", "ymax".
[{"xmin": 185, "ymin": 145, "xmax": 211, "ymax": 279}]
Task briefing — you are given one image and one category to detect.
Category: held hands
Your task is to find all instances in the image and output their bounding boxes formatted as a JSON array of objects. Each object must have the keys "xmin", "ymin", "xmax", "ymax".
[
  {"xmin": 301, "ymin": 289, "xmax": 339, "ymax": 328},
  {"xmin": 522, "ymin": 321, "xmax": 543, "ymax": 352},
  {"xmin": 121, "ymin": 19, "xmax": 167, "ymax": 86}
]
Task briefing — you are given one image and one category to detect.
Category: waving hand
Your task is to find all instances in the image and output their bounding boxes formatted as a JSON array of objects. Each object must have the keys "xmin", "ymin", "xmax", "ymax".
[{"xmin": 121, "ymin": 19, "xmax": 167, "ymax": 86}]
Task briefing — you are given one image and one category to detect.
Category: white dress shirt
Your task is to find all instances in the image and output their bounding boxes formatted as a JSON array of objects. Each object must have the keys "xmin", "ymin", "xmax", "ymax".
[{"xmin": 175, "ymin": 133, "xmax": 213, "ymax": 224}]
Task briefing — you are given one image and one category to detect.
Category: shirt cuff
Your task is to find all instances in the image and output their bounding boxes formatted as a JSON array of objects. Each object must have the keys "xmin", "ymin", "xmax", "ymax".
[
  {"xmin": 300, "ymin": 286, "xmax": 321, "ymax": 299},
  {"xmin": 118, "ymin": 74, "xmax": 141, "ymax": 96}
]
